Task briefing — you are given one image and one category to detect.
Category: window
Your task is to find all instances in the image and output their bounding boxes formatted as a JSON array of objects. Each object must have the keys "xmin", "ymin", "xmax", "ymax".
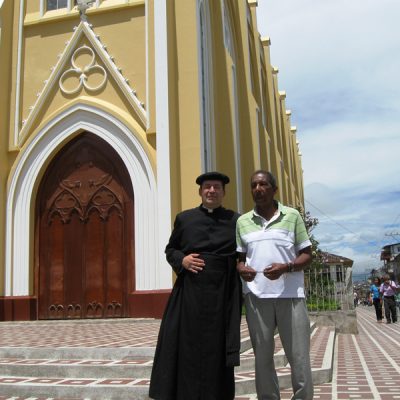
[
  {"xmin": 255, "ymin": 108, "xmax": 261, "ymax": 168},
  {"xmin": 47, "ymin": 0, "xmax": 68, "ymax": 10},
  {"xmin": 46, "ymin": 0, "xmax": 78, "ymax": 11},
  {"xmin": 260, "ymin": 67, "xmax": 267, "ymax": 128},
  {"xmin": 222, "ymin": 0, "xmax": 234, "ymax": 59},
  {"xmin": 336, "ymin": 266, "xmax": 344, "ymax": 282},
  {"xmin": 198, "ymin": 0, "xmax": 215, "ymax": 171},
  {"xmin": 246, "ymin": 5, "xmax": 256, "ymax": 94},
  {"xmin": 221, "ymin": 0, "xmax": 242, "ymax": 212}
]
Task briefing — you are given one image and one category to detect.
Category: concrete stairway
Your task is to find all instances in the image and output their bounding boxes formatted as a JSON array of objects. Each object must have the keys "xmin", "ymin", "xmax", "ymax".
[
  {"xmin": 236, "ymin": 323, "xmax": 336, "ymax": 397},
  {"xmin": 0, "ymin": 321, "xmax": 335, "ymax": 399}
]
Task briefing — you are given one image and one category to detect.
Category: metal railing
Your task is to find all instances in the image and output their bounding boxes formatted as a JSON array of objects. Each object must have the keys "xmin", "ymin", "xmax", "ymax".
[{"xmin": 304, "ymin": 265, "xmax": 354, "ymax": 311}]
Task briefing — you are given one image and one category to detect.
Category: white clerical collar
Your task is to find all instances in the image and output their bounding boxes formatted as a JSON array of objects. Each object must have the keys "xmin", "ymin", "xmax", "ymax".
[{"xmin": 201, "ymin": 205, "xmax": 218, "ymax": 213}]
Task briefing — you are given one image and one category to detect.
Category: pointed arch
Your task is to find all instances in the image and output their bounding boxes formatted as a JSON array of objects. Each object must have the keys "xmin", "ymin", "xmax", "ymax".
[{"xmin": 5, "ymin": 104, "xmax": 168, "ymax": 297}]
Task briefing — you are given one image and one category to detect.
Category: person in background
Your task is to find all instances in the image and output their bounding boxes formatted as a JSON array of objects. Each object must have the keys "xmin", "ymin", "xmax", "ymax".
[
  {"xmin": 370, "ymin": 277, "xmax": 383, "ymax": 322},
  {"xmin": 353, "ymin": 291, "xmax": 358, "ymax": 307},
  {"xmin": 380, "ymin": 274, "xmax": 398, "ymax": 324},
  {"xmin": 395, "ymin": 283, "xmax": 400, "ymax": 314},
  {"xmin": 236, "ymin": 170, "xmax": 313, "ymax": 400},
  {"xmin": 149, "ymin": 171, "xmax": 241, "ymax": 400}
]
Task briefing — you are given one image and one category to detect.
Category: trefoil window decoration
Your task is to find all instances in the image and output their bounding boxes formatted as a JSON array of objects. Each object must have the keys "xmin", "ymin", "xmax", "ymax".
[{"xmin": 59, "ymin": 45, "xmax": 107, "ymax": 95}]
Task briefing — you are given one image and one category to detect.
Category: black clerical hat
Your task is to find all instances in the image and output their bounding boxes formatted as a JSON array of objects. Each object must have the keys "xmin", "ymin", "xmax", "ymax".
[{"xmin": 196, "ymin": 171, "xmax": 230, "ymax": 185}]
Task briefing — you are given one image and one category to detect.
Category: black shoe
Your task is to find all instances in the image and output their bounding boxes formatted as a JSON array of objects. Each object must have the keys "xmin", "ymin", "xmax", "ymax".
[{"xmin": 387, "ymin": 321, "xmax": 391, "ymax": 324}]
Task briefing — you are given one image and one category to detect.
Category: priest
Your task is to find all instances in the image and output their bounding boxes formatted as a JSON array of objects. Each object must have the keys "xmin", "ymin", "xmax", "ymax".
[{"xmin": 149, "ymin": 171, "xmax": 242, "ymax": 400}]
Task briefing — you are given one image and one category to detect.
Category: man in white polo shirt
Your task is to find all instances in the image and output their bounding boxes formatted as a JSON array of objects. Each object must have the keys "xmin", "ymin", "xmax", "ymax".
[{"xmin": 236, "ymin": 170, "xmax": 313, "ymax": 400}]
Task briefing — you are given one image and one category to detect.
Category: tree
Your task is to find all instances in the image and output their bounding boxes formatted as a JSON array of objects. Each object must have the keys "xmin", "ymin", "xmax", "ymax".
[{"xmin": 296, "ymin": 206, "xmax": 321, "ymax": 268}]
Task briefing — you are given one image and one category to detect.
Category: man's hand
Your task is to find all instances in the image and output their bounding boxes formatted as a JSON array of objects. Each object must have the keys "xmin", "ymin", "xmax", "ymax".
[
  {"xmin": 182, "ymin": 253, "xmax": 205, "ymax": 274},
  {"xmin": 263, "ymin": 263, "xmax": 287, "ymax": 280},
  {"xmin": 237, "ymin": 262, "xmax": 257, "ymax": 282}
]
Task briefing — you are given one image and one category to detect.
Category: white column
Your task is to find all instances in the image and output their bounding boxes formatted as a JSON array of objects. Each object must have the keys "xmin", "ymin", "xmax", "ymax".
[{"xmin": 154, "ymin": 0, "xmax": 172, "ymax": 288}]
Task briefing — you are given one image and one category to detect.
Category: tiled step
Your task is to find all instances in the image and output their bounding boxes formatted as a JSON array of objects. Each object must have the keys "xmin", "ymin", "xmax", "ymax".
[
  {"xmin": 0, "ymin": 393, "xmax": 288, "ymax": 400},
  {"xmin": 237, "ymin": 321, "xmax": 316, "ymax": 372},
  {"xmin": 0, "ymin": 378, "xmax": 150, "ymax": 399},
  {"xmin": 234, "ymin": 325, "xmax": 335, "ymax": 396},
  {"xmin": 0, "ymin": 346, "xmax": 155, "ymax": 359},
  {"xmin": 238, "ymin": 342, "xmax": 287, "ymax": 372},
  {"xmin": 0, "ymin": 356, "xmax": 153, "ymax": 379},
  {"xmin": 0, "ymin": 397, "xmax": 84, "ymax": 400}
]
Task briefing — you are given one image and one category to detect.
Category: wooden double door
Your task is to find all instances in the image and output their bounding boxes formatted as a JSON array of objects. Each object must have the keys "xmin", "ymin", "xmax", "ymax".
[{"xmin": 36, "ymin": 133, "xmax": 134, "ymax": 319}]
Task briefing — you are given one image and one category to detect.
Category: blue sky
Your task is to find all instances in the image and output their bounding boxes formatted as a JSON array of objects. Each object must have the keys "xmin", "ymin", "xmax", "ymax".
[{"xmin": 256, "ymin": 0, "xmax": 400, "ymax": 273}]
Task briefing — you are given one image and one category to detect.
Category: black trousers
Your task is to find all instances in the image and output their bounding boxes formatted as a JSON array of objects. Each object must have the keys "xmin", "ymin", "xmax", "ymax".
[
  {"xmin": 383, "ymin": 296, "xmax": 397, "ymax": 322},
  {"xmin": 373, "ymin": 298, "xmax": 383, "ymax": 321}
]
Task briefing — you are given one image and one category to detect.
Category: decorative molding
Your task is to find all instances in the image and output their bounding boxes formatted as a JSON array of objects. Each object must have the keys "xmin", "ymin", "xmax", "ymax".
[
  {"xmin": 19, "ymin": 20, "xmax": 147, "ymax": 144},
  {"xmin": 5, "ymin": 105, "xmax": 167, "ymax": 296},
  {"xmin": 59, "ymin": 45, "xmax": 107, "ymax": 94},
  {"xmin": 261, "ymin": 36, "xmax": 271, "ymax": 46},
  {"xmin": 77, "ymin": 0, "xmax": 95, "ymax": 22}
]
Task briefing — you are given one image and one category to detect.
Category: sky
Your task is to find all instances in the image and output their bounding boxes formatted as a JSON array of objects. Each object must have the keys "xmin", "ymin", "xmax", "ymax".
[{"xmin": 256, "ymin": 0, "xmax": 400, "ymax": 274}]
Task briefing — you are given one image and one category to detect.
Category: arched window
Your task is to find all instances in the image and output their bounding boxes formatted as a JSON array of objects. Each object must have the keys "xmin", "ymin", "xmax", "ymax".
[
  {"xmin": 221, "ymin": 0, "xmax": 242, "ymax": 212},
  {"xmin": 198, "ymin": 0, "xmax": 215, "ymax": 171}
]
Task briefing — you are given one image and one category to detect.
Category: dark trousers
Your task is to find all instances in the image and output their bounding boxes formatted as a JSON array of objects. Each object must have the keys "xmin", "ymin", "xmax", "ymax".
[
  {"xmin": 383, "ymin": 296, "xmax": 397, "ymax": 323},
  {"xmin": 373, "ymin": 298, "xmax": 383, "ymax": 321}
]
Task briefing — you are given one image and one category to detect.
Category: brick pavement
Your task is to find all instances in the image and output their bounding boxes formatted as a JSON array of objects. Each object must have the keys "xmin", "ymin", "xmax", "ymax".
[
  {"xmin": 279, "ymin": 306, "xmax": 400, "ymax": 400},
  {"xmin": 0, "ymin": 306, "xmax": 400, "ymax": 399}
]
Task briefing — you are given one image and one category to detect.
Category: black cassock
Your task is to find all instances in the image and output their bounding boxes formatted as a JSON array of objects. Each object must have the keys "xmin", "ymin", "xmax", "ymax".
[{"xmin": 149, "ymin": 205, "xmax": 242, "ymax": 400}]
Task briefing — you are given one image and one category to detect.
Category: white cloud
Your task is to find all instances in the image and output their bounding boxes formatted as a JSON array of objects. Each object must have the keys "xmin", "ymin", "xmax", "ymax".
[
  {"xmin": 301, "ymin": 120, "xmax": 400, "ymax": 188},
  {"xmin": 256, "ymin": 1, "xmax": 400, "ymax": 274}
]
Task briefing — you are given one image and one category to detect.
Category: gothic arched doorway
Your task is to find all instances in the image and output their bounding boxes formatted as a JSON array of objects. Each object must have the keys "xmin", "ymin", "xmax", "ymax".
[{"xmin": 35, "ymin": 132, "xmax": 134, "ymax": 319}]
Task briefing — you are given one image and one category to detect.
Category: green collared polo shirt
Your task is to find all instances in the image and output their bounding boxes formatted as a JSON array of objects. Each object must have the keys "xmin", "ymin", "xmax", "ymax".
[{"xmin": 236, "ymin": 202, "xmax": 311, "ymax": 298}]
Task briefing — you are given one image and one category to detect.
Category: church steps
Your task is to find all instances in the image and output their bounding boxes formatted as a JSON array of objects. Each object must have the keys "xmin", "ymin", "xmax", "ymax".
[
  {"xmin": 0, "ymin": 381, "xmax": 149, "ymax": 399},
  {"xmin": 0, "ymin": 320, "xmax": 334, "ymax": 399},
  {"xmin": 0, "ymin": 356, "xmax": 153, "ymax": 379},
  {"xmin": 0, "ymin": 346, "xmax": 155, "ymax": 360}
]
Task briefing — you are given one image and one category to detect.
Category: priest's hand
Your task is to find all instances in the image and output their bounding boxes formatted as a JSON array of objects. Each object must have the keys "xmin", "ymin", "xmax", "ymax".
[{"xmin": 182, "ymin": 253, "xmax": 205, "ymax": 274}]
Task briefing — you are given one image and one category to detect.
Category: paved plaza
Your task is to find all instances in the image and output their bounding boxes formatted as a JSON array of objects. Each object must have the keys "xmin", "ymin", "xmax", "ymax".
[{"xmin": 0, "ymin": 306, "xmax": 399, "ymax": 399}]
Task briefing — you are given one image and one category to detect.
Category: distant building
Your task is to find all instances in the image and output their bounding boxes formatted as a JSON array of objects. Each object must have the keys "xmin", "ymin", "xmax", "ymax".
[
  {"xmin": 306, "ymin": 251, "xmax": 354, "ymax": 311},
  {"xmin": 381, "ymin": 242, "xmax": 400, "ymax": 278},
  {"xmin": 320, "ymin": 251, "xmax": 354, "ymax": 282},
  {"xmin": 0, "ymin": 0, "xmax": 305, "ymax": 321}
]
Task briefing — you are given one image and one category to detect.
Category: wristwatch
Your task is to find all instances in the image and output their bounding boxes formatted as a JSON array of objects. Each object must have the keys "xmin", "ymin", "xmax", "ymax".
[{"xmin": 286, "ymin": 262, "xmax": 295, "ymax": 273}]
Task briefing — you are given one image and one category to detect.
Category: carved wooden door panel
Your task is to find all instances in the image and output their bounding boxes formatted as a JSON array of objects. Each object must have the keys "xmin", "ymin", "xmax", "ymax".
[{"xmin": 36, "ymin": 133, "xmax": 134, "ymax": 319}]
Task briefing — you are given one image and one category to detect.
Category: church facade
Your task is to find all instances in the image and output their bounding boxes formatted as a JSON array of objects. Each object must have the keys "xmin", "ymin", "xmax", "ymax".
[{"xmin": 0, "ymin": 0, "xmax": 306, "ymax": 321}]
